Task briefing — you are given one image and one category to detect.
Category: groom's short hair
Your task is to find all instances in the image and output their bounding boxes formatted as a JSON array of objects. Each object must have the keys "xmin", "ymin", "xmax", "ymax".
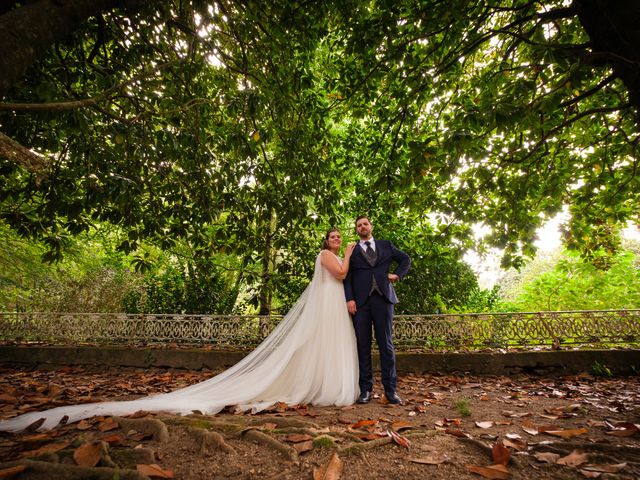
[{"xmin": 355, "ymin": 215, "xmax": 371, "ymax": 226}]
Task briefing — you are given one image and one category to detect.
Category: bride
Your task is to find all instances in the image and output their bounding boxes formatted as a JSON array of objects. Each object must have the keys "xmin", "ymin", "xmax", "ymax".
[{"xmin": 0, "ymin": 230, "xmax": 359, "ymax": 432}]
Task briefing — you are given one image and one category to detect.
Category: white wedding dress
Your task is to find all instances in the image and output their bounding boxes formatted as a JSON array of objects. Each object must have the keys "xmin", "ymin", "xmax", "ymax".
[{"xmin": 0, "ymin": 252, "xmax": 359, "ymax": 432}]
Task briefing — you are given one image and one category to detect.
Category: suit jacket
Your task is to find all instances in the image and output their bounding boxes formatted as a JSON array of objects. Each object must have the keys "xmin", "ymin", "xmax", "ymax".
[{"xmin": 344, "ymin": 240, "xmax": 411, "ymax": 307}]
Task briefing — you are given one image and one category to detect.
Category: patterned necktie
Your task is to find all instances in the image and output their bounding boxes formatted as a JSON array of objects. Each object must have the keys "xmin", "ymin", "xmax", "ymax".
[{"xmin": 364, "ymin": 241, "xmax": 377, "ymax": 265}]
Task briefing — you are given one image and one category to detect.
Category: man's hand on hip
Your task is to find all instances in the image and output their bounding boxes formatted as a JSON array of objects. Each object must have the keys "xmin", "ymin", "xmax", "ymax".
[{"xmin": 388, "ymin": 273, "xmax": 399, "ymax": 283}]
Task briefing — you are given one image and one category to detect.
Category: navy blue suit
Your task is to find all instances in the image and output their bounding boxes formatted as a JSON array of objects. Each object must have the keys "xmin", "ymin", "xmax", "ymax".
[{"xmin": 344, "ymin": 240, "xmax": 411, "ymax": 396}]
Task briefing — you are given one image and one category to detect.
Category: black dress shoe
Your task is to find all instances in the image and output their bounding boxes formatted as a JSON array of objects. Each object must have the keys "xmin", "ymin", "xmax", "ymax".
[
  {"xmin": 356, "ymin": 391, "xmax": 372, "ymax": 404},
  {"xmin": 386, "ymin": 392, "xmax": 403, "ymax": 405}
]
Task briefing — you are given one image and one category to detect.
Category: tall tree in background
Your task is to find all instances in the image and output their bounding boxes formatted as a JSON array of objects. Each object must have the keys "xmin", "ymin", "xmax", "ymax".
[{"xmin": 1, "ymin": 1, "xmax": 639, "ymax": 312}]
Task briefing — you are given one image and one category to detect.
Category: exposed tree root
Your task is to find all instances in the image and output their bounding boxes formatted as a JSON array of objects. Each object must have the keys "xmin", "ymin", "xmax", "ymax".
[
  {"xmin": 242, "ymin": 429, "xmax": 299, "ymax": 463},
  {"xmin": 529, "ymin": 441, "xmax": 640, "ymax": 468},
  {"xmin": 117, "ymin": 417, "xmax": 169, "ymax": 443},
  {"xmin": 0, "ymin": 459, "xmax": 148, "ymax": 480},
  {"xmin": 51, "ymin": 441, "xmax": 118, "ymax": 468},
  {"xmin": 245, "ymin": 417, "xmax": 319, "ymax": 429},
  {"xmin": 108, "ymin": 447, "xmax": 156, "ymax": 467},
  {"xmin": 187, "ymin": 426, "xmax": 236, "ymax": 454},
  {"xmin": 337, "ymin": 430, "xmax": 443, "ymax": 456},
  {"xmin": 456, "ymin": 436, "xmax": 523, "ymax": 468},
  {"xmin": 164, "ymin": 416, "xmax": 245, "ymax": 434},
  {"xmin": 338, "ymin": 436, "xmax": 392, "ymax": 455},
  {"xmin": 530, "ymin": 441, "xmax": 640, "ymax": 458}
]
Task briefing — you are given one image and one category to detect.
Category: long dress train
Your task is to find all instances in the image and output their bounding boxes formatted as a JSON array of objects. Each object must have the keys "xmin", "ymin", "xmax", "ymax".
[{"xmin": 0, "ymin": 252, "xmax": 359, "ymax": 432}]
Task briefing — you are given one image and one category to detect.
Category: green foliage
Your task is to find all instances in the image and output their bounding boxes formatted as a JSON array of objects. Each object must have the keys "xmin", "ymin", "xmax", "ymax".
[
  {"xmin": 2, "ymin": 0, "xmax": 639, "ymax": 271},
  {"xmin": 395, "ymin": 249, "xmax": 479, "ymax": 314},
  {"xmin": 456, "ymin": 286, "xmax": 512, "ymax": 314},
  {"xmin": 0, "ymin": 222, "xmax": 139, "ymax": 312},
  {"xmin": 454, "ymin": 398, "xmax": 472, "ymax": 417},
  {"xmin": 591, "ymin": 361, "xmax": 613, "ymax": 377},
  {"xmin": 510, "ymin": 248, "xmax": 640, "ymax": 311},
  {"xmin": 2, "ymin": 1, "xmax": 640, "ymax": 315},
  {"xmin": 123, "ymin": 262, "xmax": 238, "ymax": 315}
]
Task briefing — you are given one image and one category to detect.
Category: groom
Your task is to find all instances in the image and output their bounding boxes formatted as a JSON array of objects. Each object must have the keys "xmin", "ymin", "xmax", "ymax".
[{"xmin": 344, "ymin": 215, "xmax": 411, "ymax": 405}]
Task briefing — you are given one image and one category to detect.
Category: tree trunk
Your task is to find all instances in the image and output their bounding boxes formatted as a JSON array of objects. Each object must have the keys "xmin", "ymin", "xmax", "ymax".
[
  {"xmin": 575, "ymin": 0, "xmax": 640, "ymax": 117},
  {"xmin": 258, "ymin": 231, "xmax": 273, "ymax": 317},
  {"xmin": 0, "ymin": 0, "xmax": 151, "ymax": 96},
  {"xmin": 257, "ymin": 209, "xmax": 277, "ymax": 317}
]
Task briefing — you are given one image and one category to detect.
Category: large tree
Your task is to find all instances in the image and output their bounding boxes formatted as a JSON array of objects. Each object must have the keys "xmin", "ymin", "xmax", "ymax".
[{"xmin": 0, "ymin": 0, "xmax": 639, "ymax": 304}]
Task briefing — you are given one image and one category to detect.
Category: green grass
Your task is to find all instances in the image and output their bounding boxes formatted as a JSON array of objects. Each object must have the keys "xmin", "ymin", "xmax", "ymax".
[{"xmin": 454, "ymin": 398, "xmax": 472, "ymax": 417}]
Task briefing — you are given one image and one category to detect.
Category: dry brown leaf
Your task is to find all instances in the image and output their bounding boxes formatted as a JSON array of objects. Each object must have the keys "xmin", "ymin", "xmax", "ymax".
[
  {"xmin": 313, "ymin": 451, "xmax": 343, "ymax": 480},
  {"xmin": 521, "ymin": 419, "xmax": 538, "ymax": 436},
  {"xmin": 391, "ymin": 421, "xmax": 413, "ymax": 431},
  {"xmin": 563, "ymin": 403, "xmax": 582, "ymax": 412},
  {"xmin": 502, "ymin": 411, "xmax": 531, "ymax": 418},
  {"xmin": 581, "ymin": 462, "xmax": 627, "ymax": 473},
  {"xmin": 0, "ymin": 465, "xmax": 27, "ymax": 479},
  {"xmin": 538, "ymin": 414, "xmax": 560, "ymax": 420},
  {"xmin": 350, "ymin": 419, "xmax": 378, "ymax": 429},
  {"xmin": 444, "ymin": 417, "xmax": 462, "ymax": 425},
  {"xmin": 533, "ymin": 451, "xmax": 561, "ymax": 464},
  {"xmin": 76, "ymin": 419, "xmax": 94, "ymax": 430},
  {"xmin": 98, "ymin": 417, "xmax": 118, "ymax": 432},
  {"xmin": 408, "ymin": 453, "xmax": 448, "ymax": 465},
  {"xmin": 102, "ymin": 434, "xmax": 124, "ymax": 446},
  {"xmin": 537, "ymin": 424, "xmax": 564, "ymax": 433},
  {"xmin": 283, "ymin": 433, "xmax": 313, "ymax": 443},
  {"xmin": 73, "ymin": 442, "xmax": 103, "ymax": 467},
  {"xmin": 46, "ymin": 385, "xmax": 62, "ymax": 397},
  {"xmin": 20, "ymin": 441, "xmax": 71, "ymax": 458},
  {"xmin": 502, "ymin": 438, "xmax": 527, "ymax": 452},
  {"xmin": 136, "ymin": 464, "xmax": 175, "ymax": 478},
  {"xmin": 293, "ymin": 440, "xmax": 314, "ymax": 454},
  {"xmin": 475, "ymin": 421, "xmax": 494, "ymax": 429},
  {"xmin": 465, "ymin": 463, "xmax": 509, "ymax": 479},
  {"xmin": 18, "ymin": 433, "xmax": 52, "ymax": 444},
  {"xmin": 557, "ymin": 449, "xmax": 588, "ymax": 467},
  {"xmin": 492, "ymin": 441, "xmax": 510, "ymax": 466},
  {"xmin": 128, "ymin": 431, "xmax": 153, "ymax": 442},
  {"xmin": 0, "ymin": 394, "xmax": 18, "ymax": 404},
  {"xmin": 578, "ymin": 470, "xmax": 601, "ymax": 478},
  {"xmin": 606, "ymin": 424, "xmax": 639, "ymax": 437},
  {"xmin": 546, "ymin": 428, "xmax": 588, "ymax": 439},
  {"xmin": 387, "ymin": 429, "xmax": 411, "ymax": 449}
]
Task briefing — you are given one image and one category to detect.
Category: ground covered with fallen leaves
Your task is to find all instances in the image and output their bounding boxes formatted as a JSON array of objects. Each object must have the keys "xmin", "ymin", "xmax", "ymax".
[{"xmin": 0, "ymin": 365, "xmax": 639, "ymax": 479}]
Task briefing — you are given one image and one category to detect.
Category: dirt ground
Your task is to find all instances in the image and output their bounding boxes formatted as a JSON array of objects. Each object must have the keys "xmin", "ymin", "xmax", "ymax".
[{"xmin": 0, "ymin": 365, "xmax": 639, "ymax": 479}]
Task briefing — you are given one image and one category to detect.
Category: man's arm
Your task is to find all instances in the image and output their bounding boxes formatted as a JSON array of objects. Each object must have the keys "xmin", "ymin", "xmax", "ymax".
[
  {"xmin": 344, "ymin": 266, "xmax": 357, "ymax": 314},
  {"xmin": 344, "ymin": 266, "xmax": 354, "ymax": 302},
  {"xmin": 389, "ymin": 242, "xmax": 411, "ymax": 280}
]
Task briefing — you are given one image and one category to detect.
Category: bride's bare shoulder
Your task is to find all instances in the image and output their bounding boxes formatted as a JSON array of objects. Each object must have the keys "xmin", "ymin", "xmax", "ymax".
[{"xmin": 319, "ymin": 250, "xmax": 341, "ymax": 265}]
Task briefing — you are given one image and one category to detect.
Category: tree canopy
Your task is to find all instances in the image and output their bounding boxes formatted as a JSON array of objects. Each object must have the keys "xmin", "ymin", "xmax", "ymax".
[{"xmin": 1, "ymin": 0, "xmax": 639, "ymax": 312}]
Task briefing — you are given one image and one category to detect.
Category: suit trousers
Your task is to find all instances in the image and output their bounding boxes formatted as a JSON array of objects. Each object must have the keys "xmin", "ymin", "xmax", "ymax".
[{"xmin": 352, "ymin": 291, "xmax": 397, "ymax": 395}]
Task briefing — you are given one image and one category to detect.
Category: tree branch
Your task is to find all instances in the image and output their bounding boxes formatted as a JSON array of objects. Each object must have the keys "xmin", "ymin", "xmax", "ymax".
[
  {"xmin": 560, "ymin": 73, "xmax": 616, "ymax": 107},
  {"xmin": 0, "ymin": 131, "xmax": 50, "ymax": 178},
  {"xmin": 0, "ymin": 60, "xmax": 179, "ymax": 112},
  {"xmin": 507, "ymin": 102, "xmax": 633, "ymax": 165}
]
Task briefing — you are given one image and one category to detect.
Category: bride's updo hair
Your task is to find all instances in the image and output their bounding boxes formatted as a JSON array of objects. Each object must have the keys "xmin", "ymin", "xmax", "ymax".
[{"xmin": 322, "ymin": 228, "xmax": 340, "ymax": 250}]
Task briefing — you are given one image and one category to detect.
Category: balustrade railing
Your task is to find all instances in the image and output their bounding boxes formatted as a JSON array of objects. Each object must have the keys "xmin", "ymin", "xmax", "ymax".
[{"xmin": 1, "ymin": 310, "xmax": 639, "ymax": 351}]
